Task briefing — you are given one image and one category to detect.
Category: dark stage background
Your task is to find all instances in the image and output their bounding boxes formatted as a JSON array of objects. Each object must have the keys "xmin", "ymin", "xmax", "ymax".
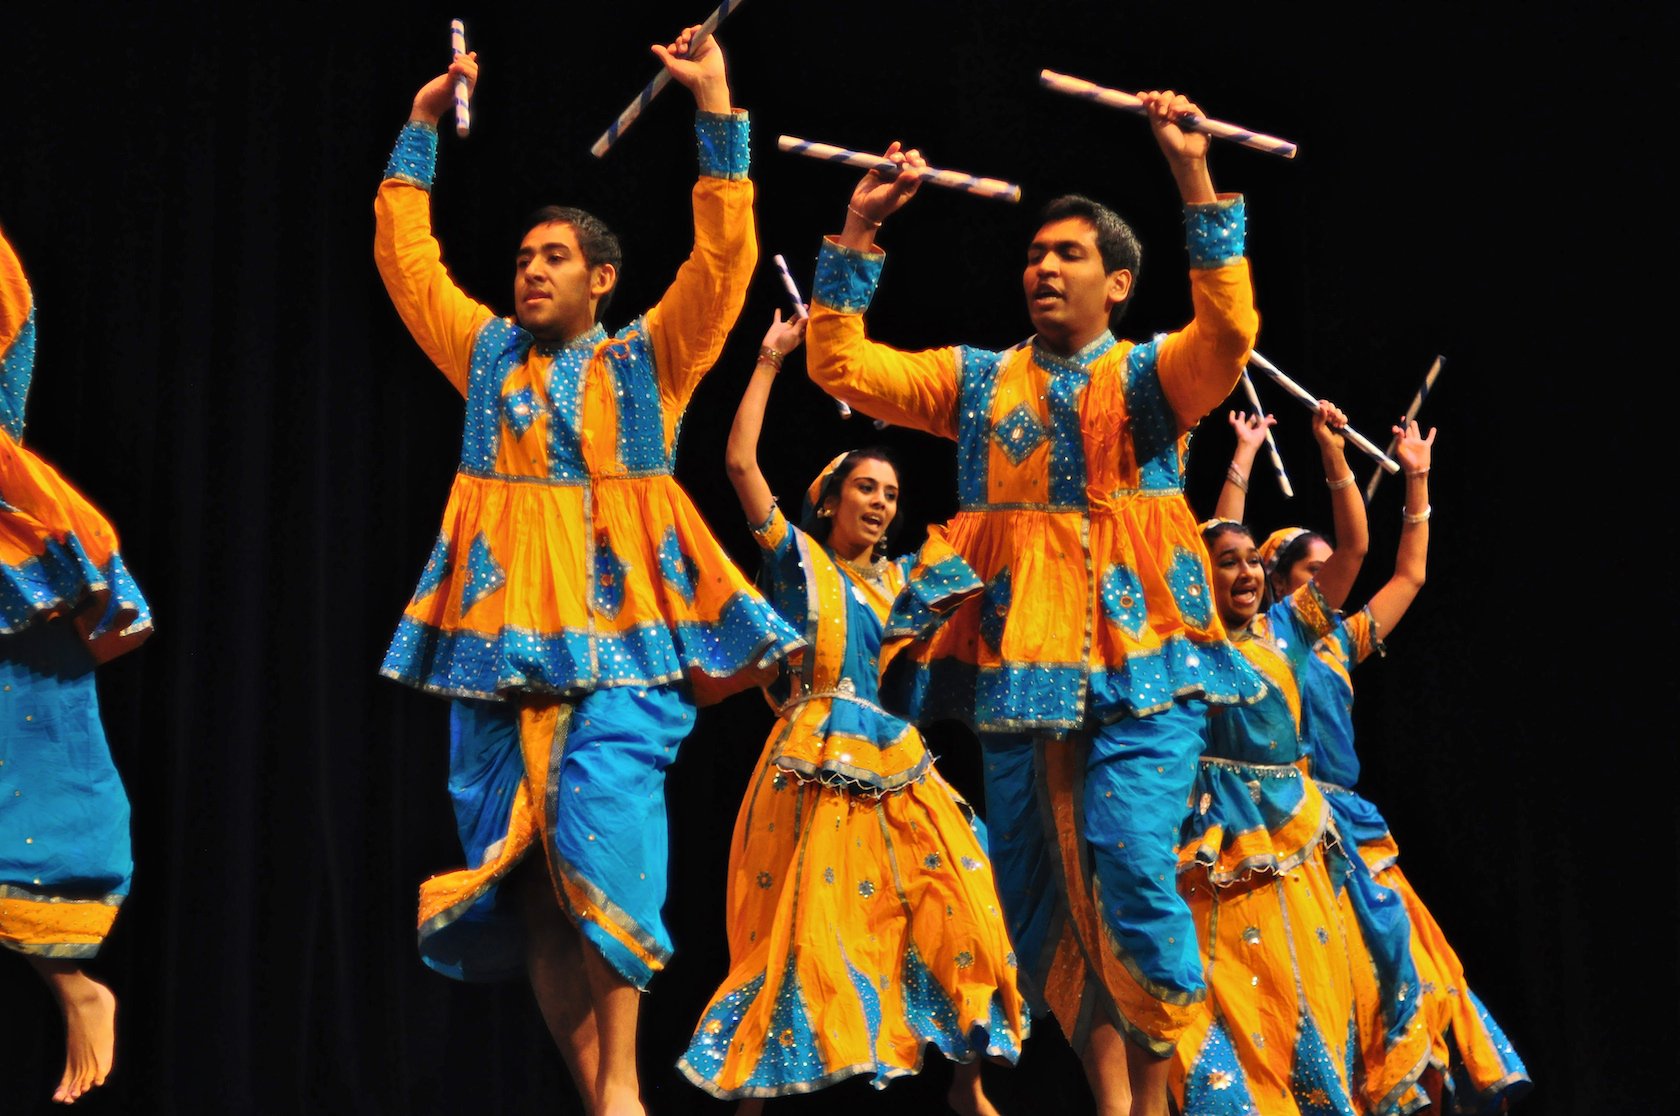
[{"xmin": 2, "ymin": 3, "xmax": 1670, "ymax": 1113}]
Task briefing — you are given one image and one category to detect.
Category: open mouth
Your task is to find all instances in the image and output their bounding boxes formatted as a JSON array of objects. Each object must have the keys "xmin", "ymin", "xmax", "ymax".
[
  {"xmin": 860, "ymin": 513, "xmax": 885, "ymax": 531},
  {"xmin": 1031, "ymin": 285, "xmax": 1062, "ymax": 309},
  {"xmin": 1230, "ymin": 582, "xmax": 1259, "ymax": 607}
]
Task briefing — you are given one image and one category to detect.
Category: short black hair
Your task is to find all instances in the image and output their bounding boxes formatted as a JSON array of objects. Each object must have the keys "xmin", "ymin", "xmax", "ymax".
[
  {"xmin": 800, "ymin": 447, "xmax": 901, "ymax": 561},
  {"xmin": 520, "ymin": 206, "xmax": 623, "ymax": 321},
  {"xmin": 1037, "ymin": 194, "xmax": 1143, "ymax": 325}
]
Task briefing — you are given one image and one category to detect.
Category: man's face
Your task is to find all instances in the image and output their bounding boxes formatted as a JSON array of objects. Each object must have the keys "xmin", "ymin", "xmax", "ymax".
[
  {"xmin": 1023, "ymin": 217, "xmax": 1131, "ymax": 350},
  {"xmin": 514, "ymin": 221, "xmax": 611, "ymax": 341}
]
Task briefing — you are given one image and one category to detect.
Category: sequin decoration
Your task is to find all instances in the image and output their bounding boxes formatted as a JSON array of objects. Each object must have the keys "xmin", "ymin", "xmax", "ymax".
[
  {"xmin": 772, "ymin": 772, "xmax": 788, "ymax": 792},
  {"xmin": 857, "ymin": 879, "xmax": 876, "ymax": 898},
  {"xmin": 1122, "ymin": 341, "xmax": 1185, "ymax": 493},
  {"xmin": 992, "ymin": 402, "xmax": 1048, "ymax": 465},
  {"xmin": 1166, "ymin": 546, "xmax": 1214, "ymax": 628},
  {"xmin": 742, "ymin": 957, "xmax": 825, "ymax": 1091},
  {"xmin": 756, "ymin": 871, "xmax": 773, "ymax": 889},
  {"xmin": 1241, "ymin": 925, "xmax": 1262, "ymax": 946},
  {"xmin": 602, "ymin": 326, "xmax": 672, "ymax": 473},
  {"xmin": 960, "ymin": 856, "xmax": 982, "ymax": 872},
  {"xmin": 413, "ymin": 534, "xmax": 452, "ymax": 602},
  {"xmin": 592, "ymin": 540, "xmax": 627, "ymax": 619},
  {"xmin": 1316, "ymin": 926, "xmax": 1330, "ymax": 945},
  {"xmin": 954, "ymin": 347, "xmax": 1005, "ymax": 508},
  {"xmin": 501, "ymin": 386, "xmax": 543, "ymax": 440},
  {"xmin": 923, "ymin": 852, "xmax": 943, "ymax": 870},
  {"xmin": 538, "ymin": 323, "xmax": 602, "ymax": 481},
  {"xmin": 383, "ymin": 121, "xmax": 438, "ymax": 190},
  {"xmin": 1182, "ymin": 1016, "xmax": 1255, "ymax": 1115},
  {"xmin": 811, "ymin": 238, "xmax": 883, "ymax": 315},
  {"xmin": 954, "ymin": 951, "xmax": 974, "ymax": 969},
  {"xmin": 901, "ymin": 943, "xmax": 965, "ymax": 1056},
  {"xmin": 459, "ymin": 534, "xmax": 507, "ymax": 614},
  {"xmin": 978, "ymin": 569, "xmax": 1012, "ymax": 655},
  {"xmin": 0, "ymin": 305, "xmax": 36, "ymax": 441},
  {"xmin": 1185, "ymin": 196, "xmax": 1247, "ymax": 269},
  {"xmin": 681, "ymin": 971, "xmax": 766, "ymax": 1084},
  {"xmin": 822, "ymin": 866, "xmax": 834, "ymax": 884},
  {"xmin": 658, "ymin": 527, "xmax": 699, "ymax": 605},
  {"xmin": 1100, "ymin": 563, "xmax": 1148, "ymax": 639},
  {"xmin": 1290, "ymin": 1015, "xmax": 1357, "ymax": 1116},
  {"xmin": 695, "ymin": 110, "xmax": 751, "ymax": 180}
]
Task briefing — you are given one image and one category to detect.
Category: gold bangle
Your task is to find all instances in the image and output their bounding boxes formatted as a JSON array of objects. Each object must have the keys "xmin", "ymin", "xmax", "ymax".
[
  {"xmin": 1326, "ymin": 473, "xmax": 1355, "ymax": 491},
  {"xmin": 756, "ymin": 346, "xmax": 785, "ymax": 371}
]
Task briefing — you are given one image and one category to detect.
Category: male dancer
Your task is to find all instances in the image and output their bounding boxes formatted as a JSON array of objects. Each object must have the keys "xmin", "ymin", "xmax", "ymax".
[
  {"xmin": 806, "ymin": 94, "xmax": 1261, "ymax": 1115},
  {"xmin": 375, "ymin": 30, "xmax": 800, "ymax": 1115}
]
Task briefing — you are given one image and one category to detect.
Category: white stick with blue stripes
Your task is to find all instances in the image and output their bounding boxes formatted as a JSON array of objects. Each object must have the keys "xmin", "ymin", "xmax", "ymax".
[
  {"xmin": 450, "ymin": 20, "xmax": 471, "ymax": 138},
  {"xmin": 1364, "ymin": 356, "xmax": 1444, "ymax": 503},
  {"xmin": 1039, "ymin": 70, "xmax": 1297, "ymax": 159},
  {"xmin": 590, "ymin": 0, "xmax": 747, "ymax": 158},
  {"xmin": 776, "ymin": 135, "xmax": 1022, "ymax": 204}
]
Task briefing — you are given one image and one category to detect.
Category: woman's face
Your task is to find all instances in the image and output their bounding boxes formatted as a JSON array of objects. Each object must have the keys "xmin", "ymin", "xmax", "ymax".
[
  {"xmin": 1210, "ymin": 529, "xmax": 1265, "ymax": 629},
  {"xmin": 824, "ymin": 458, "xmax": 899, "ymax": 560},
  {"xmin": 1273, "ymin": 537, "xmax": 1334, "ymax": 599}
]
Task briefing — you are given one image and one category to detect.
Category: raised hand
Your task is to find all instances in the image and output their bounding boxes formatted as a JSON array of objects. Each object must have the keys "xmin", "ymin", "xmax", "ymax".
[
  {"xmin": 1138, "ymin": 90, "xmax": 1216, "ymax": 204},
  {"xmin": 1311, "ymin": 399, "xmax": 1350, "ymax": 457},
  {"xmin": 411, "ymin": 52, "xmax": 478, "ymax": 126},
  {"xmin": 1393, "ymin": 419, "xmax": 1436, "ymax": 474},
  {"xmin": 761, "ymin": 308, "xmax": 807, "ymax": 360},
  {"xmin": 652, "ymin": 24, "xmax": 729, "ymax": 113},
  {"xmin": 845, "ymin": 142, "xmax": 926, "ymax": 232},
  {"xmin": 1228, "ymin": 410, "xmax": 1276, "ymax": 455}
]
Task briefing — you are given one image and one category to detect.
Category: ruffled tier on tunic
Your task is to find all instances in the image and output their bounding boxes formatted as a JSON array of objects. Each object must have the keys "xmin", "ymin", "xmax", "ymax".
[
  {"xmin": 382, "ymin": 470, "xmax": 800, "ymax": 706},
  {"xmin": 678, "ymin": 736, "xmax": 1027, "ymax": 1098}
]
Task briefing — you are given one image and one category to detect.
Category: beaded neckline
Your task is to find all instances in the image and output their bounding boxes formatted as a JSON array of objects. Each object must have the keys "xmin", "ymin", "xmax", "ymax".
[{"xmin": 532, "ymin": 322, "xmax": 607, "ymax": 357}]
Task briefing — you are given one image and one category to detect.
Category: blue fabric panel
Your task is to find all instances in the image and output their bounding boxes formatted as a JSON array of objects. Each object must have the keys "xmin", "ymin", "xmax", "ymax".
[
  {"xmin": 1, "ymin": 304, "xmax": 35, "ymax": 440},
  {"xmin": 901, "ymin": 942, "xmax": 966, "ymax": 1058},
  {"xmin": 955, "ymin": 347, "xmax": 1004, "ymax": 506},
  {"xmin": 1044, "ymin": 360, "xmax": 1091, "ymax": 507},
  {"xmin": 695, "ymin": 110, "xmax": 751, "ymax": 180},
  {"xmin": 413, "ymin": 534, "xmax": 452, "ymax": 602},
  {"xmin": 461, "ymin": 318, "xmax": 519, "ymax": 471},
  {"xmin": 605, "ymin": 326, "xmax": 670, "ymax": 472},
  {"xmin": 1334, "ymin": 844, "xmax": 1421, "ymax": 1042},
  {"xmin": 459, "ymin": 533, "xmax": 506, "ymax": 614},
  {"xmin": 978, "ymin": 733, "xmax": 1056, "ymax": 1003},
  {"xmin": 1185, "ymin": 196, "xmax": 1247, "ymax": 269},
  {"xmin": 657, "ymin": 526, "xmax": 698, "ymax": 605},
  {"xmin": 977, "ymin": 568, "xmax": 1012, "ymax": 655},
  {"xmin": 680, "ymin": 971, "xmax": 768, "ymax": 1085},
  {"xmin": 882, "ymin": 550, "xmax": 980, "ymax": 643},
  {"xmin": 1182, "ymin": 1016, "xmax": 1258, "ymax": 1115},
  {"xmin": 538, "ymin": 324, "xmax": 602, "ymax": 480},
  {"xmin": 591, "ymin": 540, "xmax": 627, "ymax": 620},
  {"xmin": 811, "ymin": 238, "xmax": 882, "ymax": 314},
  {"xmin": 1291, "ymin": 1014, "xmax": 1360, "ymax": 1116},
  {"xmin": 500, "ymin": 386, "xmax": 541, "ymax": 440},
  {"xmin": 743, "ymin": 956, "xmax": 825, "ymax": 1087},
  {"xmin": 1166, "ymin": 546, "xmax": 1214, "ymax": 628},
  {"xmin": 1100, "ymin": 562, "xmax": 1148, "ymax": 640},
  {"xmin": 383, "ymin": 121, "xmax": 438, "ymax": 190},
  {"xmin": 1123, "ymin": 340, "xmax": 1184, "ymax": 492},
  {"xmin": 992, "ymin": 401, "xmax": 1046, "ymax": 465},
  {"xmin": 1087, "ymin": 633, "xmax": 1263, "ymax": 721}
]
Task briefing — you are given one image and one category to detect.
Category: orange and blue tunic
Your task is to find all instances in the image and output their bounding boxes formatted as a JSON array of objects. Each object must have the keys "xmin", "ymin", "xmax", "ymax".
[
  {"xmin": 374, "ymin": 114, "xmax": 802, "ymax": 989},
  {"xmin": 679, "ymin": 507, "xmax": 1026, "ymax": 1096},
  {"xmin": 0, "ymin": 222, "xmax": 152, "ymax": 959},
  {"xmin": 1174, "ymin": 587, "xmax": 1429, "ymax": 1116},
  {"xmin": 807, "ymin": 199, "xmax": 1265, "ymax": 1052},
  {"xmin": 1303, "ymin": 610, "xmax": 1530, "ymax": 1110}
]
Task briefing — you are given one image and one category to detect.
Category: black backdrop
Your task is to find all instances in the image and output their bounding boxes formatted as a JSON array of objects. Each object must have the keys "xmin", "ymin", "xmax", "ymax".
[{"xmin": 1, "ymin": 2, "xmax": 1670, "ymax": 1113}]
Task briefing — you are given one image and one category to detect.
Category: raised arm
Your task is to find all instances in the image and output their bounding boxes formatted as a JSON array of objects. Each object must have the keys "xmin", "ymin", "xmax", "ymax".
[
  {"xmin": 1141, "ymin": 92, "xmax": 1261, "ymax": 431},
  {"xmin": 642, "ymin": 28, "xmax": 758, "ymax": 424},
  {"xmin": 372, "ymin": 50, "xmax": 494, "ymax": 397},
  {"xmin": 1, "ymin": 224, "xmax": 38, "ymax": 442},
  {"xmin": 804, "ymin": 142, "xmax": 963, "ymax": 439},
  {"xmin": 726, "ymin": 311, "xmax": 806, "ymax": 527},
  {"xmin": 1310, "ymin": 400, "xmax": 1370, "ymax": 611},
  {"xmin": 1213, "ymin": 410, "xmax": 1275, "ymax": 521},
  {"xmin": 1361, "ymin": 421, "xmax": 1434, "ymax": 639}
]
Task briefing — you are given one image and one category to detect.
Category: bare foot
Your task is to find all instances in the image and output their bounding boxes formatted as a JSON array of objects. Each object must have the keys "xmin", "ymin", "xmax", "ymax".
[
  {"xmin": 948, "ymin": 1061, "xmax": 1003, "ymax": 1116},
  {"xmin": 29, "ymin": 960, "xmax": 117, "ymax": 1104}
]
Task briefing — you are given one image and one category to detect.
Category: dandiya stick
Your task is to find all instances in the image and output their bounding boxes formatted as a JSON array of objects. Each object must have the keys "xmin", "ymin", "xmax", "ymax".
[
  {"xmin": 1038, "ymin": 70, "xmax": 1298, "ymax": 160},
  {"xmin": 450, "ymin": 20, "xmax": 471, "ymax": 138},
  {"xmin": 590, "ymin": 0, "xmax": 747, "ymax": 158},
  {"xmin": 776, "ymin": 135, "xmax": 1023, "ymax": 204},
  {"xmin": 772, "ymin": 254, "xmax": 852, "ymax": 418},
  {"xmin": 1239, "ymin": 370, "xmax": 1294, "ymax": 498},
  {"xmin": 1364, "ymin": 355, "xmax": 1444, "ymax": 503},
  {"xmin": 1247, "ymin": 351, "xmax": 1400, "ymax": 474}
]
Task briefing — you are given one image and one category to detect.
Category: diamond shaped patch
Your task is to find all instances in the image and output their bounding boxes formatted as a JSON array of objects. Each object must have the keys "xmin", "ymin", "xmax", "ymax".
[{"xmin": 992, "ymin": 403, "xmax": 1047, "ymax": 465}]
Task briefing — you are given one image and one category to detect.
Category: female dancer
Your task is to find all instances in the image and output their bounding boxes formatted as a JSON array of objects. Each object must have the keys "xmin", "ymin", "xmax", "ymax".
[
  {"xmin": 1, "ymin": 219, "xmax": 153, "ymax": 1104},
  {"xmin": 679, "ymin": 312, "xmax": 1026, "ymax": 1111},
  {"xmin": 1221, "ymin": 410, "xmax": 1530, "ymax": 1111}
]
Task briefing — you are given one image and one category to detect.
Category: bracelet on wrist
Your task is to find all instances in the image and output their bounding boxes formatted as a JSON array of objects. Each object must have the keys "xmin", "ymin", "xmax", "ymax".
[
  {"xmin": 1406, "ymin": 467, "xmax": 1431, "ymax": 478},
  {"xmin": 1402, "ymin": 505, "xmax": 1432, "ymax": 524},
  {"xmin": 1326, "ymin": 473, "xmax": 1356, "ymax": 491},
  {"xmin": 756, "ymin": 346, "xmax": 785, "ymax": 371},
  {"xmin": 1225, "ymin": 465, "xmax": 1250, "ymax": 494},
  {"xmin": 847, "ymin": 204, "xmax": 883, "ymax": 229}
]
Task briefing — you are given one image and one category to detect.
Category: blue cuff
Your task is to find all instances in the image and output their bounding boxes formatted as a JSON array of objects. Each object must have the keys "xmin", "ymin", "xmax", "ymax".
[
  {"xmin": 695, "ymin": 111, "xmax": 750, "ymax": 180},
  {"xmin": 1, "ymin": 305, "xmax": 37, "ymax": 442},
  {"xmin": 812, "ymin": 238, "xmax": 883, "ymax": 314},
  {"xmin": 384, "ymin": 121, "xmax": 439, "ymax": 190},
  {"xmin": 1184, "ymin": 196, "xmax": 1246, "ymax": 269}
]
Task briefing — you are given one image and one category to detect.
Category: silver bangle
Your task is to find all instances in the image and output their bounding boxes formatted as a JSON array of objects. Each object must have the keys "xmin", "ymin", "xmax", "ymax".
[
  {"xmin": 1402, "ymin": 505, "xmax": 1432, "ymax": 524},
  {"xmin": 847, "ymin": 204, "xmax": 883, "ymax": 229},
  {"xmin": 1326, "ymin": 473, "xmax": 1355, "ymax": 491},
  {"xmin": 1226, "ymin": 465, "xmax": 1249, "ymax": 494}
]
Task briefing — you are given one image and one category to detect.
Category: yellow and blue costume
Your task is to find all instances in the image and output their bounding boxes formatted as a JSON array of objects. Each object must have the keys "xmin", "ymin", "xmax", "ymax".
[
  {"xmin": 1173, "ymin": 584, "xmax": 1429, "ymax": 1116},
  {"xmin": 1303, "ymin": 608, "xmax": 1530, "ymax": 1111},
  {"xmin": 0, "ymin": 223, "xmax": 152, "ymax": 958},
  {"xmin": 373, "ymin": 113, "xmax": 802, "ymax": 989},
  {"xmin": 678, "ymin": 482, "xmax": 1027, "ymax": 1097},
  {"xmin": 806, "ymin": 199, "xmax": 1262, "ymax": 1053}
]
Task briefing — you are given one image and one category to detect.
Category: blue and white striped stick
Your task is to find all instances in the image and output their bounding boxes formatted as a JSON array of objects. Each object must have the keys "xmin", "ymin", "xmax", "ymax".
[
  {"xmin": 776, "ymin": 135, "xmax": 1023, "ymax": 204},
  {"xmin": 1240, "ymin": 369, "xmax": 1294, "ymax": 498},
  {"xmin": 590, "ymin": 0, "xmax": 747, "ymax": 158},
  {"xmin": 1039, "ymin": 70, "xmax": 1297, "ymax": 160},
  {"xmin": 450, "ymin": 20, "xmax": 471, "ymax": 138},
  {"xmin": 772, "ymin": 253, "xmax": 852, "ymax": 419},
  {"xmin": 1364, "ymin": 355, "xmax": 1444, "ymax": 503},
  {"xmin": 1247, "ymin": 351, "xmax": 1400, "ymax": 474}
]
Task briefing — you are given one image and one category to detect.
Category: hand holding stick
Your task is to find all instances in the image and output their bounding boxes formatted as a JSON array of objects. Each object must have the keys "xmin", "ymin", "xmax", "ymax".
[
  {"xmin": 1039, "ymin": 70, "xmax": 1297, "ymax": 159},
  {"xmin": 450, "ymin": 20, "xmax": 471, "ymax": 137},
  {"xmin": 591, "ymin": 0, "xmax": 747, "ymax": 157},
  {"xmin": 779, "ymin": 135, "xmax": 1022, "ymax": 203}
]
